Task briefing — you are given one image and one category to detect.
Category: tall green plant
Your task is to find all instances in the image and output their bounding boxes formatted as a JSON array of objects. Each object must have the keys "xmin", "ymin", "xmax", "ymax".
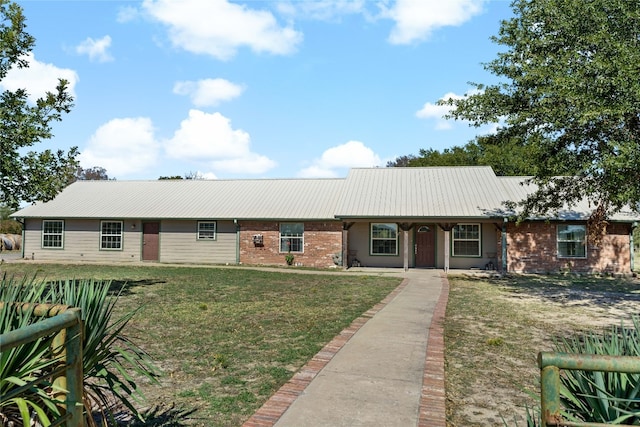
[
  {"xmin": 554, "ymin": 317, "xmax": 640, "ymax": 424},
  {"xmin": 0, "ymin": 275, "xmax": 159, "ymax": 425},
  {"xmin": 0, "ymin": 274, "xmax": 61, "ymax": 426},
  {"xmin": 44, "ymin": 279, "xmax": 160, "ymax": 425}
]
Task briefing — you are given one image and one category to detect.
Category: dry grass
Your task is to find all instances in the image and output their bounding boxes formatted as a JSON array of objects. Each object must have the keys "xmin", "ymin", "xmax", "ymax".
[
  {"xmin": 445, "ymin": 273, "xmax": 640, "ymax": 426},
  {"xmin": 0, "ymin": 263, "xmax": 400, "ymax": 426}
]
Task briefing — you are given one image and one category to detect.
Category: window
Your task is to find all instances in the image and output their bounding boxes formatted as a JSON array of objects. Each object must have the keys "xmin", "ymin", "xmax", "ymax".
[
  {"xmin": 452, "ymin": 224, "xmax": 481, "ymax": 257},
  {"xmin": 100, "ymin": 221, "xmax": 123, "ymax": 250},
  {"xmin": 198, "ymin": 221, "xmax": 217, "ymax": 240},
  {"xmin": 280, "ymin": 223, "xmax": 304, "ymax": 253},
  {"xmin": 557, "ymin": 224, "xmax": 586, "ymax": 258},
  {"xmin": 371, "ymin": 223, "xmax": 398, "ymax": 255},
  {"xmin": 42, "ymin": 220, "xmax": 64, "ymax": 248}
]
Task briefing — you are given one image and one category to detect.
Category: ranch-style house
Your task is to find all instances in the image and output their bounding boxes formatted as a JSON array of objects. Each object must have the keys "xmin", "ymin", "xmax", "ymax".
[{"xmin": 10, "ymin": 167, "xmax": 639, "ymax": 274}]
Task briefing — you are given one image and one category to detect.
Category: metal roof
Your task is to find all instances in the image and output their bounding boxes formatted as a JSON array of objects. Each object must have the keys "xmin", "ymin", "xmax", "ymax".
[
  {"xmin": 11, "ymin": 168, "xmax": 640, "ymax": 222},
  {"xmin": 335, "ymin": 167, "xmax": 511, "ymax": 219},
  {"xmin": 498, "ymin": 176, "xmax": 640, "ymax": 222},
  {"xmin": 12, "ymin": 178, "xmax": 345, "ymax": 220}
]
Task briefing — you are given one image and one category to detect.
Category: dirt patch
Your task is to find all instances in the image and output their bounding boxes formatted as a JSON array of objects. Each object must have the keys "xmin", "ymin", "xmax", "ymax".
[{"xmin": 445, "ymin": 273, "xmax": 640, "ymax": 426}]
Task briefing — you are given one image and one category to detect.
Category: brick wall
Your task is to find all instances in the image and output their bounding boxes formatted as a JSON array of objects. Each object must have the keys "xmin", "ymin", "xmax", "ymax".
[
  {"xmin": 239, "ymin": 221, "xmax": 343, "ymax": 268},
  {"xmin": 506, "ymin": 222, "xmax": 631, "ymax": 274}
]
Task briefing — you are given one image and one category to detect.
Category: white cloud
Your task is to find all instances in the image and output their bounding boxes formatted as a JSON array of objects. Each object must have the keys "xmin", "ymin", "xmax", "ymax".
[
  {"xmin": 164, "ymin": 110, "xmax": 276, "ymax": 174},
  {"xmin": 298, "ymin": 140, "xmax": 382, "ymax": 178},
  {"xmin": 76, "ymin": 35, "xmax": 114, "ymax": 63},
  {"xmin": 382, "ymin": 0, "xmax": 486, "ymax": 45},
  {"xmin": 277, "ymin": 0, "xmax": 365, "ymax": 21},
  {"xmin": 142, "ymin": 0, "xmax": 303, "ymax": 61},
  {"xmin": 173, "ymin": 78, "xmax": 245, "ymax": 107},
  {"xmin": 0, "ymin": 53, "xmax": 79, "ymax": 103},
  {"xmin": 117, "ymin": 6, "xmax": 139, "ymax": 23},
  {"xmin": 416, "ymin": 90, "xmax": 483, "ymax": 130},
  {"xmin": 78, "ymin": 117, "xmax": 159, "ymax": 177}
]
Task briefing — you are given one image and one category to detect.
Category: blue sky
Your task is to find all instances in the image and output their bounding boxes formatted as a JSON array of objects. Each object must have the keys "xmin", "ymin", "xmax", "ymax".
[{"xmin": 8, "ymin": 0, "xmax": 513, "ymax": 180}]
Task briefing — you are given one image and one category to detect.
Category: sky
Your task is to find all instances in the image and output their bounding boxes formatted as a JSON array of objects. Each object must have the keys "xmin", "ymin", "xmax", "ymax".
[{"xmin": 7, "ymin": 0, "xmax": 514, "ymax": 180}]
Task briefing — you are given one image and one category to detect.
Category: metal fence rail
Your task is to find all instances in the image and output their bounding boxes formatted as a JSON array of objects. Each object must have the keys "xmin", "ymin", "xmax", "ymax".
[
  {"xmin": 538, "ymin": 351, "xmax": 640, "ymax": 427},
  {"xmin": 0, "ymin": 306, "xmax": 84, "ymax": 427}
]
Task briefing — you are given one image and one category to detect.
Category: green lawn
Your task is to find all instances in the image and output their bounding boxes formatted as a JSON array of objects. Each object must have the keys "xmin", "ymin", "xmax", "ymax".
[{"xmin": 0, "ymin": 263, "xmax": 400, "ymax": 426}]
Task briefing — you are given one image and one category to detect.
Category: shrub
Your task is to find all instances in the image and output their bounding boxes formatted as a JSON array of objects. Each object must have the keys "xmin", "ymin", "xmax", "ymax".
[
  {"xmin": 554, "ymin": 317, "xmax": 640, "ymax": 424},
  {"xmin": 0, "ymin": 274, "xmax": 159, "ymax": 426}
]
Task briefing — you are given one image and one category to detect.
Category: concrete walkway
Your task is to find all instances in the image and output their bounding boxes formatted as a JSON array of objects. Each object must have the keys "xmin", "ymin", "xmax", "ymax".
[{"xmin": 243, "ymin": 269, "xmax": 448, "ymax": 427}]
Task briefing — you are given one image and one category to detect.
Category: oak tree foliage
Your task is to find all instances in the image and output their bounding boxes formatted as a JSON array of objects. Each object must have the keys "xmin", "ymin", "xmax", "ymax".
[
  {"xmin": 439, "ymin": 0, "xmax": 640, "ymax": 220},
  {"xmin": 0, "ymin": 0, "xmax": 77, "ymax": 210}
]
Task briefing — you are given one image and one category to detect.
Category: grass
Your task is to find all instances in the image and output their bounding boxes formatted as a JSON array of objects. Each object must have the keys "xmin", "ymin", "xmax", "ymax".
[
  {"xmin": 0, "ymin": 263, "xmax": 401, "ymax": 426},
  {"xmin": 444, "ymin": 273, "xmax": 640, "ymax": 427}
]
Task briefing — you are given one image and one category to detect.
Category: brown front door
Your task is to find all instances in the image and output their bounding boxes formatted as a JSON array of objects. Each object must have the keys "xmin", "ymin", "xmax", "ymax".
[
  {"xmin": 142, "ymin": 222, "xmax": 159, "ymax": 261},
  {"xmin": 416, "ymin": 225, "xmax": 435, "ymax": 268}
]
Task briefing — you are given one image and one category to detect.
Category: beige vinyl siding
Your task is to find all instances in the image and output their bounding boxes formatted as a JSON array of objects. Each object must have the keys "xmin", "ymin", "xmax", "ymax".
[
  {"xmin": 159, "ymin": 220, "xmax": 236, "ymax": 264},
  {"xmin": 435, "ymin": 222, "xmax": 499, "ymax": 269},
  {"xmin": 347, "ymin": 222, "xmax": 407, "ymax": 268},
  {"xmin": 24, "ymin": 218, "xmax": 141, "ymax": 263}
]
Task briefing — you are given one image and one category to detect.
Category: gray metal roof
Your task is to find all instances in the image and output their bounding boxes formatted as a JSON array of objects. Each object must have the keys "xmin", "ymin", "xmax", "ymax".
[
  {"xmin": 11, "ymin": 168, "xmax": 640, "ymax": 222},
  {"xmin": 13, "ymin": 178, "xmax": 345, "ymax": 220},
  {"xmin": 335, "ymin": 167, "xmax": 511, "ymax": 219},
  {"xmin": 498, "ymin": 176, "xmax": 640, "ymax": 222}
]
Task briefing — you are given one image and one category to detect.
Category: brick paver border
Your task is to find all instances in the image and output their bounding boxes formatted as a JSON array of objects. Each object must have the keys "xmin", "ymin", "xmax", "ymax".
[
  {"xmin": 418, "ymin": 272, "xmax": 449, "ymax": 426},
  {"xmin": 242, "ymin": 278, "xmax": 410, "ymax": 427}
]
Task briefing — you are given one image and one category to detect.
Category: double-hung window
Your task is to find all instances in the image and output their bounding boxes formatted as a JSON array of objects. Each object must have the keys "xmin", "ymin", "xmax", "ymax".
[
  {"xmin": 42, "ymin": 220, "xmax": 64, "ymax": 248},
  {"xmin": 452, "ymin": 224, "xmax": 481, "ymax": 257},
  {"xmin": 280, "ymin": 223, "xmax": 304, "ymax": 253},
  {"xmin": 100, "ymin": 221, "xmax": 123, "ymax": 250},
  {"xmin": 557, "ymin": 224, "xmax": 586, "ymax": 258},
  {"xmin": 198, "ymin": 221, "xmax": 216, "ymax": 240},
  {"xmin": 371, "ymin": 223, "xmax": 398, "ymax": 255}
]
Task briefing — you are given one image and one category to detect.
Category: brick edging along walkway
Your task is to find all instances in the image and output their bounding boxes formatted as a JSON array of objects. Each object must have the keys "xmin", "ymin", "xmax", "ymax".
[
  {"xmin": 242, "ymin": 278, "xmax": 410, "ymax": 427},
  {"xmin": 418, "ymin": 272, "xmax": 450, "ymax": 427}
]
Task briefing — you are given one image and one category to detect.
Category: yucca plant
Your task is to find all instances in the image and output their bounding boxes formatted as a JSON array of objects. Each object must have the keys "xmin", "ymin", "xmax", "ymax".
[
  {"xmin": 554, "ymin": 317, "xmax": 640, "ymax": 424},
  {"xmin": 0, "ymin": 274, "xmax": 62, "ymax": 427},
  {"xmin": 43, "ymin": 279, "xmax": 160, "ymax": 426},
  {"xmin": 1, "ymin": 274, "xmax": 159, "ymax": 426}
]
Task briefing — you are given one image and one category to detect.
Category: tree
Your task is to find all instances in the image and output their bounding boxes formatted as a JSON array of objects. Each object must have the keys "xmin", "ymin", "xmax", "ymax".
[
  {"xmin": 0, "ymin": 0, "xmax": 77, "ymax": 210},
  {"xmin": 387, "ymin": 139, "xmax": 537, "ymax": 176},
  {"xmin": 440, "ymin": 0, "xmax": 640, "ymax": 221},
  {"xmin": 75, "ymin": 166, "xmax": 112, "ymax": 181}
]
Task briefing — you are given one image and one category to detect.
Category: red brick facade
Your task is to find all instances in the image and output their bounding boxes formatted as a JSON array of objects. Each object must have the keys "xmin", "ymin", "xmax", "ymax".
[
  {"xmin": 504, "ymin": 222, "xmax": 632, "ymax": 274},
  {"xmin": 239, "ymin": 221, "xmax": 343, "ymax": 268}
]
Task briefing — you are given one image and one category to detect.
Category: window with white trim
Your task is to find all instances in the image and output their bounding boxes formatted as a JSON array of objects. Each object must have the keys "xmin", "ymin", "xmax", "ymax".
[
  {"xmin": 371, "ymin": 223, "xmax": 398, "ymax": 255},
  {"xmin": 100, "ymin": 221, "xmax": 123, "ymax": 250},
  {"xmin": 42, "ymin": 220, "xmax": 64, "ymax": 248},
  {"xmin": 452, "ymin": 223, "xmax": 481, "ymax": 257},
  {"xmin": 557, "ymin": 224, "xmax": 586, "ymax": 258},
  {"xmin": 197, "ymin": 221, "xmax": 217, "ymax": 240},
  {"xmin": 280, "ymin": 223, "xmax": 304, "ymax": 253}
]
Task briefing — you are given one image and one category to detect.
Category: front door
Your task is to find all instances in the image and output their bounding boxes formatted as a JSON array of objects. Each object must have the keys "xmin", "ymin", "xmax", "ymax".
[
  {"xmin": 415, "ymin": 225, "xmax": 435, "ymax": 268},
  {"xmin": 142, "ymin": 222, "xmax": 159, "ymax": 261}
]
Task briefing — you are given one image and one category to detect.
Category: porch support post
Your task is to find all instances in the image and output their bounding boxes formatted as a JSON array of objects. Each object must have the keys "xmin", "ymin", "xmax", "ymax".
[
  {"xmin": 444, "ymin": 230, "xmax": 450, "ymax": 273},
  {"xmin": 502, "ymin": 218, "xmax": 508, "ymax": 273},
  {"xmin": 631, "ymin": 222, "xmax": 638, "ymax": 273},
  {"xmin": 439, "ymin": 223, "xmax": 455, "ymax": 273},
  {"xmin": 403, "ymin": 229, "xmax": 409, "ymax": 271},
  {"xmin": 342, "ymin": 222, "xmax": 354, "ymax": 268}
]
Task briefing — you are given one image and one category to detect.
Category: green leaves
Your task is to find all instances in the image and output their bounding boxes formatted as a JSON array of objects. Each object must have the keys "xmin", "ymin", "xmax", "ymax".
[
  {"xmin": 445, "ymin": 0, "xmax": 640, "ymax": 219},
  {"xmin": 0, "ymin": 1, "xmax": 77, "ymax": 209}
]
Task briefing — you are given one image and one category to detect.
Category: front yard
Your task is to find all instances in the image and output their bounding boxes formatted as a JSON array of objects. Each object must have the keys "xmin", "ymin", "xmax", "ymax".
[
  {"xmin": 445, "ymin": 273, "xmax": 640, "ymax": 426},
  {"xmin": 0, "ymin": 263, "xmax": 400, "ymax": 426}
]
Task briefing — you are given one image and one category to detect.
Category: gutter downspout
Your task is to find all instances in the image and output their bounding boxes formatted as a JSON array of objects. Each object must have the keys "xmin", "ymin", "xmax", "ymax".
[
  {"xmin": 234, "ymin": 219, "xmax": 240, "ymax": 265},
  {"xmin": 632, "ymin": 222, "xmax": 638, "ymax": 274},
  {"xmin": 502, "ymin": 218, "xmax": 508, "ymax": 273}
]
